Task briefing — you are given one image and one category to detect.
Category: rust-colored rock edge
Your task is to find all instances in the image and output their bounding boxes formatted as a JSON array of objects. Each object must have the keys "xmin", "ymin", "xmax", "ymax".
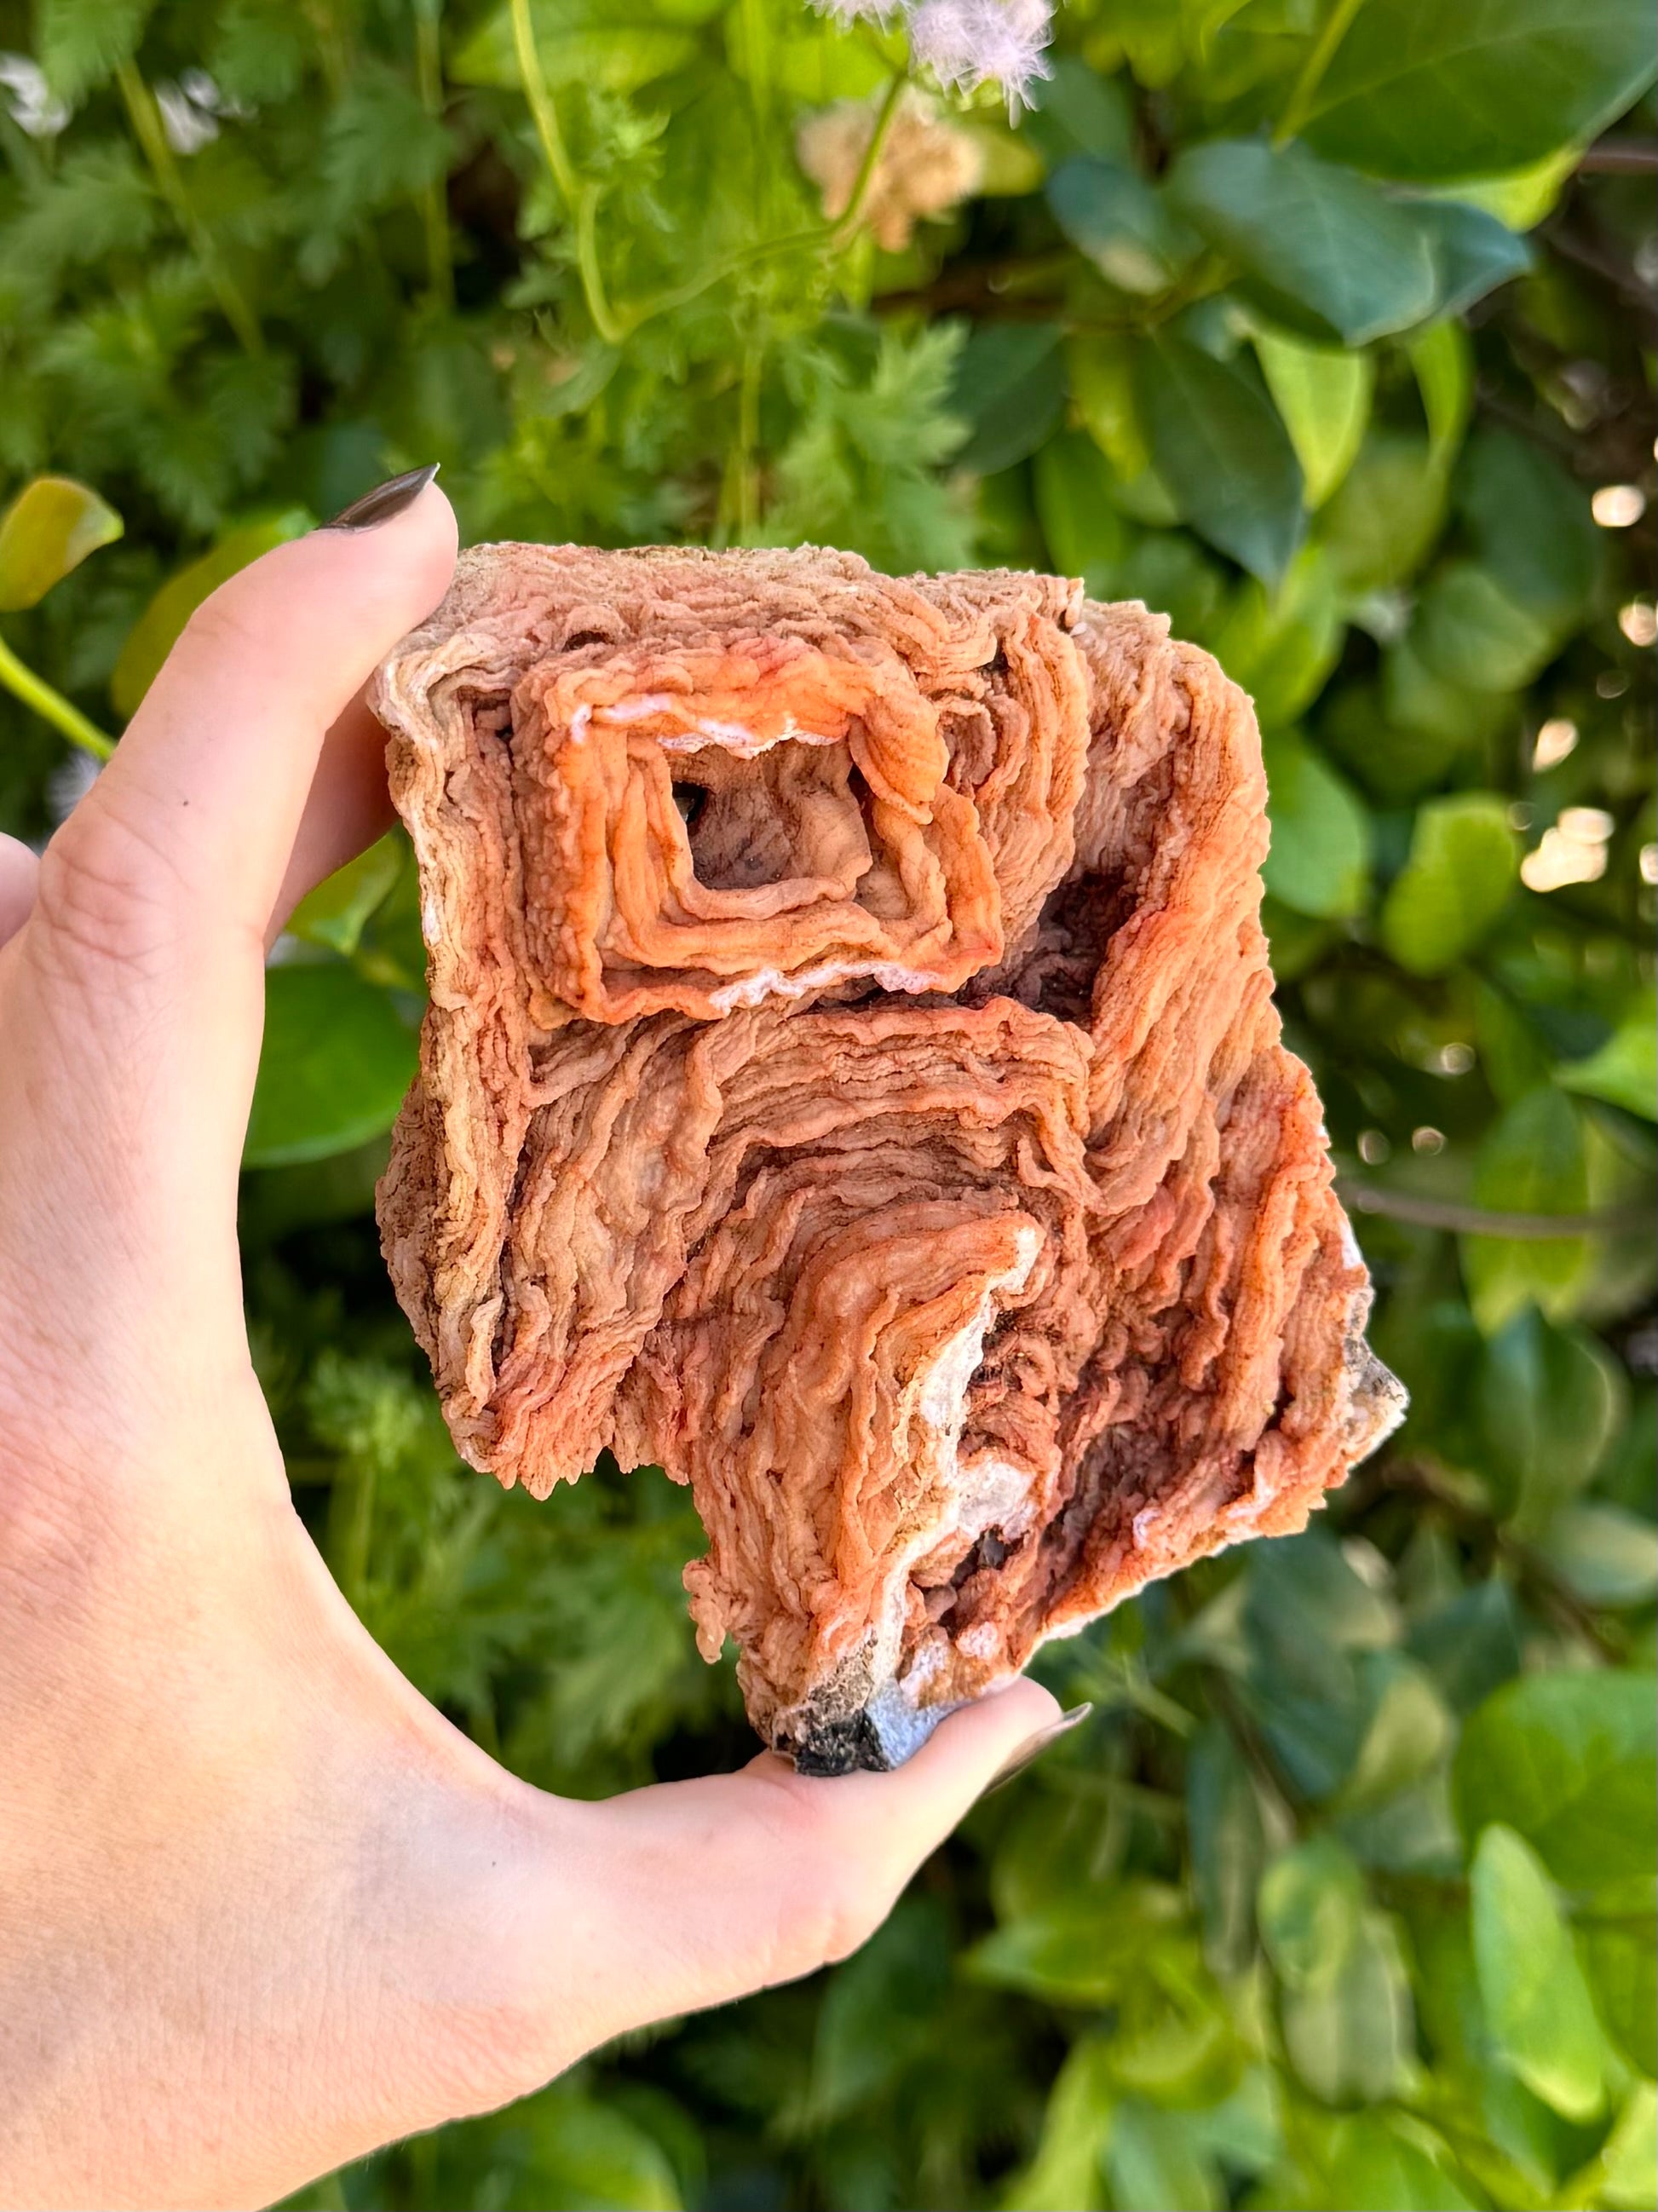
[{"xmin": 371, "ymin": 544, "xmax": 1406, "ymax": 1773}]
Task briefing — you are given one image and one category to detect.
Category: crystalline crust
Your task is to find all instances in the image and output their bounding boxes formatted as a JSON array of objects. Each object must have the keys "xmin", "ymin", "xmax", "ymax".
[{"xmin": 371, "ymin": 544, "xmax": 1406, "ymax": 1771}]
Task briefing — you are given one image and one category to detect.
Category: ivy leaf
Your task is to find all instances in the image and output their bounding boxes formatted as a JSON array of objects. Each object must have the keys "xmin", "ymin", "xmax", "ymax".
[
  {"xmin": 1136, "ymin": 333, "xmax": 1304, "ymax": 585},
  {"xmin": 0, "ymin": 475, "xmax": 123, "ymax": 612},
  {"xmin": 1261, "ymin": 731, "xmax": 1372, "ymax": 919},
  {"xmin": 1453, "ymin": 1669, "xmax": 1658, "ymax": 1890},
  {"xmin": 1253, "ymin": 331, "xmax": 1373, "ymax": 509},
  {"xmin": 1165, "ymin": 139, "xmax": 1437, "ymax": 347},
  {"xmin": 110, "ymin": 509, "xmax": 313, "ymax": 718},
  {"xmin": 245, "ymin": 964, "xmax": 418, "ymax": 1169},
  {"xmin": 1471, "ymin": 1824, "xmax": 1605, "ymax": 2122},
  {"xmin": 1302, "ymin": 0, "xmax": 1658, "ymax": 183},
  {"xmin": 1379, "ymin": 792, "xmax": 1517, "ymax": 974}
]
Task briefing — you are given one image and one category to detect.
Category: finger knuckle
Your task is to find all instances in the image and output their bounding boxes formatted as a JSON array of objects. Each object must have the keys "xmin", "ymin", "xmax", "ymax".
[{"xmin": 31, "ymin": 809, "xmax": 191, "ymax": 988}]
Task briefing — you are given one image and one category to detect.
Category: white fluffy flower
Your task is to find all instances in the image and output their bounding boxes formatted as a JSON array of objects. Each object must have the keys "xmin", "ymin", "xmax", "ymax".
[
  {"xmin": 0, "ymin": 52, "xmax": 69, "ymax": 139},
  {"xmin": 808, "ymin": 0, "xmax": 905, "ymax": 25},
  {"xmin": 907, "ymin": 0, "xmax": 1053, "ymax": 112}
]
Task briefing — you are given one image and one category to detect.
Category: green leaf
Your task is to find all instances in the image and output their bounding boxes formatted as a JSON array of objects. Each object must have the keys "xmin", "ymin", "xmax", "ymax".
[
  {"xmin": 1137, "ymin": 332, "xmax": 1304, "ymax": 585},
  {"xmin": 1214, "ymin": 546, "xmax": 1344, "ymax": 724},
  {"xmin": 1447, "ymin": 146, "xmax": 1582, "ymax": 230},
  {"xmin": 951, "ymin": 325, "xmax": 1066, "ymax": 477},
  {"xmin": 1033, "ymin": 431, "xmax": 1134, "ymax": 596},
  {"xmin": 1476, "ymin": 1305, "xmax": 1622, "ymax": 1527},
  {"xmin": 1413, "ymin": 563, "xmax": 1559, "ymax": 693},
  {"xmin": 1302, "ymin": 0, "xmax": 1658, "ymax": 184},
  {"xmin": 111, "ymin": 510, "xmax": 314, "ymax": 720},
  {"xmin": 454, "ymin": 0, "xmax": 705, "ymax": 96},
  {"xmin": 1025, "ymin": 55, "xmax": 1137, "ymax": 166},
  {"xmin": 1261, "ymin": 730, "xmax": 1371, "ymax": 918},
  {"xmin": 245, "ymin": 964, "xmax": 418, "ymax": 1170},
  {"xmin": 1463, "ymin": 1089, "xmax": 1592, "ymax": 1334},
  {"xmin": 1067, "ymin": 335, "xmax": 1181, "ymax": 524},
  {"xmin": 1410, "ymin": 200, "xmax": 1533, "ymax": 319},
  {"xmin": 1379, "ymin": 792, "xmax": 1517, "ymax": 975},
  {"xmin": 1003, "ymin": 2036, "xmax": 1114, "ymax": 2212},
  {"xmin": 1592, "ymin": 2081, "xmax": 1658, "ymax": 2210},
  {"xmin": 37, "ymin": 0, "xmax": 155, "ymax": 101},
  {"xmin": 1048, "ymin": 159, "xmax": 1196, "ymax": 294},
  {"xmin": 1186, "ymin": 1721, "xmax": 1266, "ymax": 1974},
  {"xmin": 1334, "ymin": 1653, "xmax": 1456, "ymax": 1812},
  {"xmin": 1316, "ymin": 432, "xmax": 1448, "ymax": 595},
  {"xmin": 1260, "ymin": 1840, "xmax": 1414, "ymax": 2105},
  {"xmin": 0, "ymin": 475, "xmax": 124, "ymax": 612},
  {"xmin": 970, "ymin": 1883, "xmax": 1188, "ymax": 2007},
  {"xmin": 1471, "ymin": 1823, "xmax": 1605, "ymax": 2122},
  {"xmin": 1541, "ymin": 1503, "xmax": 1658, "ymax": 1609},
  {"xmin": 1106, "ymin": 2100, "xmax": 1223, "ymax": 2212},
  {"xmin": 1408, "ymin": 320, "xmax": 1475, "ymax": 469},
  {"xmin": 1165, "ymin": 139, "xmax": 1437, "ymax": 347},
  {"xmin": 1253, "ymin": 331, "xmax": 1373, "ymax": 509},
  {"xmin": 288, "ymin": 837, "xmax": 407, "ymax": 959},
  {"xmin": 1580, "ymin": 1934, "xmax": 1658, "ymax": 2080},
  {"xmin": 1453, "ymin": 1670, "xmax": 1658, "ymax": 1890},
  {"xmin": 1558, "ymin": 1014, "xmax": 1658, "ymax": 1120},
  {"xmin": 1458, "ymin": 427, "xmax": 1601, "ymax": 630},
  {"xmin": 433, "ymin": 2082, "xmax": 685, "ymax": 2209}
]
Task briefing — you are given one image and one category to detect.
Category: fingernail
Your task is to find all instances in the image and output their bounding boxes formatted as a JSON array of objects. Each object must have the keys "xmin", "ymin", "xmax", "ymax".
[
  {"xmin": 323, "ymin": 464, "xmax": 440, "ymax": 531},
  {"xmin": 985, "ymin": 1702, "xmax": 1093, "ymax": 1795}
]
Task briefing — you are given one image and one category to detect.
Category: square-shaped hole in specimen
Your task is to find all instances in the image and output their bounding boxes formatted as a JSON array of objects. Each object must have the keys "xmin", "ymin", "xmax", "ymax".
[{"xmin": 508, "ymin": 632, "xmax": 1003, "ymax": 1022}]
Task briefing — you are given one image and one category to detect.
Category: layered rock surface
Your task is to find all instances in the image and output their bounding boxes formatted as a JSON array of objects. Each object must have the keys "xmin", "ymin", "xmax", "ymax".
[{"xmin": 371, "ymin": 544, "xmax": 1406, "ymax": 1771}]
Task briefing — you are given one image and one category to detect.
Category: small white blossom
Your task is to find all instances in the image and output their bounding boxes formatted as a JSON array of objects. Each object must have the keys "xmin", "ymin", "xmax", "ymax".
[
  {"xmin": 0, "ymin": 52, "xmax": 69, "ymax": 139},
  {"xmin": 156, "ymin": 78, "xmax": 221, "ymax": 154},
  {"xmin": 907, "ymin": 0, "xmax": 1053, "ymax": 112}
]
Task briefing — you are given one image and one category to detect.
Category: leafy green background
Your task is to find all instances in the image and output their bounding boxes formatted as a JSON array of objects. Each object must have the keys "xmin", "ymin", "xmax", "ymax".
[{"xmin": 1, "ymin": 0, "xmax": 1654, "ymax": 2205}]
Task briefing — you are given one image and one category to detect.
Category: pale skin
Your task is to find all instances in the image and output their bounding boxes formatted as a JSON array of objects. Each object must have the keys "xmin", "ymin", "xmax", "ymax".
[{"xmin": 0, "ymin": 483, "xmax": 1062, "ymax": 2211}]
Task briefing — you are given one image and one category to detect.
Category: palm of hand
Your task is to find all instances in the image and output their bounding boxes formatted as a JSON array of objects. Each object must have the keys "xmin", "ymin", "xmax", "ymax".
[{"xmin": 0, "ymin": 487, "xmax": 1054, "ymax": 2210}]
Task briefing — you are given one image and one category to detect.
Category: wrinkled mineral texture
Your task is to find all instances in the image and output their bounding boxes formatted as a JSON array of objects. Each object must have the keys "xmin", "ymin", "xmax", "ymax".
[{"xmin": 371, "ymin": 544, "xmax": 1407, "ymax": 1773}]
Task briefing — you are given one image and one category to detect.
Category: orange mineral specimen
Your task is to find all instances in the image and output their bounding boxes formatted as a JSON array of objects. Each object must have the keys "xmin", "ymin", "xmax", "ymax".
[{"xmin": 371, "ymin": 544, "xmax": 1406, "ymax": 1771}]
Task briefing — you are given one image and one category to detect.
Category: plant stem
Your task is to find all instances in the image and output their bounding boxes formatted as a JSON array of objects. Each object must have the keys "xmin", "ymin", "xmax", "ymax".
[
  {"xmin": 414, "ymin": 0, "xmax": 454, "ymax": 309},
  {"xmin": 509, "ymin": 0, "xmax": 630, "ymax": 346},
  {"xmin": 1273, "ymin": 0, "xmax": 1367, "ymax": 149},
  {"xmin": 1339, "ymin": 1178, "xmax": 1651, "ymax": 1240},
  {"xmin": 832, "ymin": 68, "xmax": 907, "ymax": 242},
  {"xmin": 0, "ymin": 631, "xmax": 115, "ymax": 760},
  {"xmin": 116, "ymin": 63, "xmax": 264, "ymax": 356}
]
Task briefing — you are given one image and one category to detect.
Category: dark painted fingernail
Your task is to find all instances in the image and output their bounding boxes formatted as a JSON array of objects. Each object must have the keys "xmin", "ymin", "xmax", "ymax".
[
  {"xmin": 323, "ymin": 464, "xmax": 440, "ymax": 531},
  {"xmin": 985, "ymin": 1702, "xmax": 1093, "ymax": 1795}
]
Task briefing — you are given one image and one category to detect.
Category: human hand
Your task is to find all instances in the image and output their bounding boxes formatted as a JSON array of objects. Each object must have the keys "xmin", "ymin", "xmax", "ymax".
[{"xmin": 0, "ymin": 478, "xmax": 1062, "ymax": 2211}]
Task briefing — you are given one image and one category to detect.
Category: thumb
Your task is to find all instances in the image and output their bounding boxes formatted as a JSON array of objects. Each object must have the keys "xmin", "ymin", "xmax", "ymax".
[{"xmin": 532, "ymin": 1679, "xmax": 1069, "ymax": 2055}]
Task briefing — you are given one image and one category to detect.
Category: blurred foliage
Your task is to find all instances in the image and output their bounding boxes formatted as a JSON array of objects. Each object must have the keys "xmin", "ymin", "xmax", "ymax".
[{"xmin": 2, "ymin": 0, "xmax": 1655, "ymax": 2205}]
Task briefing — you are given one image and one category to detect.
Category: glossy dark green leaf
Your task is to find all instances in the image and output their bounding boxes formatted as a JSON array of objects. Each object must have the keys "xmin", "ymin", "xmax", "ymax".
[
  {"xmin": 1032, "ymin": 430, "xmax": 1134, "ymax": 596},
  {"xmin": 951, "ymin": 324, "xmax": 1066, "ymax": 476},
  {"xmin": 0, "ymin": 474, "xmax": 123, "ymax": 612},
  {"xmin": 1411, "ymin": 200, "xmax": 1533, "ymax": 319},
  {"xmin": 1406, "ymin": 1579, "xmax": 1523, "ymax": 1715},
  {"xmin": 1302, "ymin": 0, "xmax": 1658, "ymax": 183},
  {"xmin": 1379, "ymin": 792, "xmax": 1517, "ymax": 974},
  {"xmin": 1136, "ymin": 333, "xmax": 1304, "ymax": 585},
  {"xmin": 1413, "ymin": 563, "xmax": 1559, "ymax": 693},
  {"xmin": 1165, "ymin": 139, "xmax": 1437, "ymax": 346},
  {"xmin": 1458, "ymin": 427, "xmax": 1602, "ymax": 629},
  {"xmin": 1453, "ymin": 1670, "xmax": 1658, "ymax": 1890},
  {"xmin": 245, "ymin": 963, "xmax": 418, "ymax": 1169},
  {"xmin": 1476, "ymin": 1303, "xmax": 1621, "ymax": 1526},
  {"xmin": 1471, "ymin": 1824, "xmax": 1605, "ymax": 2121},
  {"xmin": 1025, "ymin": 54, "xmax": 1137, "ymax": 165},
  {"xmin": 1557, "ymin": 1011, "xmax": 1658, "ymax": 1120},
  {"xmin": 1048, "ymin": 158, "xmax": 1195, "ymax": 294}
]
